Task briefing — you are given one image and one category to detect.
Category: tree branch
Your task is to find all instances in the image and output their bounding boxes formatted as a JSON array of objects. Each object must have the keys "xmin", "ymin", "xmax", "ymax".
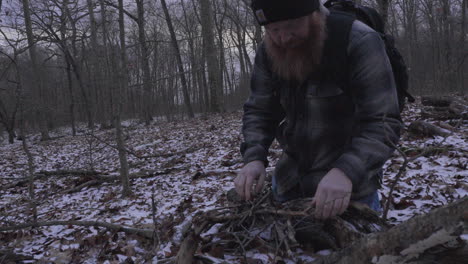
[{"xmin": 0, "ymin": 220, "xmax": 154, "ymax": 239}]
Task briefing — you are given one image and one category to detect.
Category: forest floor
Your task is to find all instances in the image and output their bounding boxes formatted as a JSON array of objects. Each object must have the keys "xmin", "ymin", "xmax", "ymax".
[{"xmin": 0, "ymin": 96, "xmax": 467, "ymax": 263}]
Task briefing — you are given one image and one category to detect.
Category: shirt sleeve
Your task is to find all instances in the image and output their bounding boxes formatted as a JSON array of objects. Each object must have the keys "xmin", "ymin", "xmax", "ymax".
[
  {"xmin": 331, "ymin": 29, "xmax": 402, "ymax": 190},
  {"xmin": 241, "ymin": 44, "xmax": 285, "ymax": 167}
]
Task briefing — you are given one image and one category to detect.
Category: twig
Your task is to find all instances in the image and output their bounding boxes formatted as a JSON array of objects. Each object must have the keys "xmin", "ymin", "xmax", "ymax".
[
  {"xmin": 0, "ymin": 220, "xmax": 153, "ymax": 239},
  {"xmin": 87, "ymin": 132, "xmax": 200, "ymax": 159},
  {"xmin": 151, "ymin": 187, "xmax": 160, "ymax": 251},
  {"xmin": 232, "ymin": 232, "xmax": 248, "ymax": 263},
  {"xmin": 64, "ymin": 180, "xmax": 102, "ymax": 194},
  {"xmin": 382, "ymin": 117, "xmax": 410, "ymax": 221},
  {"xmin": 382, "ymin": 115, "xmax": 457, "ymax": 221},
  {"xmin": 205, "ymin": 209, "xmax": 311, "ymax": 223}
]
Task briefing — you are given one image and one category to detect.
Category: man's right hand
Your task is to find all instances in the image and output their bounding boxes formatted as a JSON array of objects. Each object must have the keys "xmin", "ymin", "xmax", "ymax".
[{"xmin": 234, "ymin": 160, "xmax": 266, "ymax": 201}]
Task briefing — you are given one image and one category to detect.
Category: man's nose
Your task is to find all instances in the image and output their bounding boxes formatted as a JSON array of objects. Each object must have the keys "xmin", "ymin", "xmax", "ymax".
[{"xmin": 278, "ymin": 31, "xmax": 294, "ymax": 46}]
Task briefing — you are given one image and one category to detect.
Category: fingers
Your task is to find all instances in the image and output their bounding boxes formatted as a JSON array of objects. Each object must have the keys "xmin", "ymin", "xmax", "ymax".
[
  {"xmin": 322, "ymin": 199, "xmax": 334, "ymax": 219},
  {"xmin": 330, "ymin": 198, "xmax": 344, "ymax": 218},
  {"xmin": 314, "ymin": 189, "xmax": 326, "ymax": 219},
  {"xmin": 340, "ymin": 193, "xmax": 351, "ymax": 215},
  {"xmin": 234, "ymin": 175, "xmax": 246, "ymax": 199},
  {"xmin": 255, "ymin": 170, "xmax": 266, "ymax": 194},
  {"xmin": 244, "ymin": 172, "xmax": 254, "ymax": 201},
  {"xmin": 235, "ymin": 161, "xmax": 266, "ymax": 201},
  {"xmin": 314, "ymin": 189, "xmax": 350, "ymax": 219}
]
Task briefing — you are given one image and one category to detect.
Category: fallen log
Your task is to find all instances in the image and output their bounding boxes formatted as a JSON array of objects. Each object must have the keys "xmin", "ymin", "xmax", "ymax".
[
  {"xmin": 420, "ymin": 96, "xmax": 467, "ymax": 120},
  {"xmin": 408, "ymin": 120, "xmax": 451, "ymax": 137},
  {"xmin": 2, "ymin": 168, "xmax": 180, "ymax": 192},
  {"xmin": 0, "ymin": 220, "xmax": 154, "ymax": 239},
  {"xmin": 36, "ymin": 170, "xmax": 100, "ymax": 177},
  {"xmin": 314, "ymin": 197, "xmax": 468, "ymax": 264},
  {"xmin": 0, "ymin": 249, "xmax": 34, "ymax": 263},
  {"xmin": 421, "ymin": 96, "xmax": 454, "ymax": 107},
  {"xmin": 449, "ymin": 100, "xmax": 468, "ymax": 118},
  {"xmin": 420, "ymin": 110, "xmax": 463, "ymax": 120}
]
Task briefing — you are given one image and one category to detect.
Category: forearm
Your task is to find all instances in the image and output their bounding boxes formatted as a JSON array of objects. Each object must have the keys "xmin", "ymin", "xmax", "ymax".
[{"xmin": 332, "ymin": 30, "xmax": 402, "ymax": 189}]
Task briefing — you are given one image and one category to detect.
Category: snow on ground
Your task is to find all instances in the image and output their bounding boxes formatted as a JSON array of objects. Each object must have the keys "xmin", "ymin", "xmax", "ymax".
[{"xmin": 0, "ymin": 98, "xmax": 466, "ymax": 263}]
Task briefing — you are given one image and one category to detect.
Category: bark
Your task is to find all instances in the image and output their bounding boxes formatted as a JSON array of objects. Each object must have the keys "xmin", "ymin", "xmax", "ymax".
[
  {"xmin": 59, "ymin": 1, "xmax": 93, "ymax": 128},
  {"xmin": 449, "ymin": 100, "xmax": 468, "ymax": 118},
  {"xmin": 99, "ymin": 0, "xmax": 112, "ymax": 128},
  {"xmin": 199, "ymin": 0, "xmax": 223, "ymax": 112},
  {"xmin": 175, "ymin": 221, "xmax": 209, "ymax": 264},
  {"xmin": 421, "ymin": 96, "xmax": 468, "ymax": 120},
  {"xmin": 408, "ymin": 120, "xmax": 451, "ymax": 137},
  {"xmin": 65, "ymin": 60, "xmax": 76, "ymax": 137},
  {"xmin": 117, "ymin": 0, "xmax": 131, "ymax": 197},
  {"xmin": 0, "ymin": 99, "xmax": 17, "ymax": 144},
  {"xmin": 21, "ymin": 0, "xmax": 50, "ymax": 141},
  {"xmin": 421, "ymin": 96, "xmax": 456, "ymax": 107},
  {"xmin": 60, "ymin": 0, "xmax": 76, "ymax": 136},
  {"xmin": 160, "ymin": 0, "xmax": 194, "ymax": 118},
  {"xmin": 16, "ymin": 79, "xmax": 37, "ymax": 223},
  {"xmin": 136, "ymin": 0, "xmax": 154, "ymax": 125},
  {"xmin": 0, "ymin": 220, "xmax": 153, "ymax": 239},
  {"xmin": 315, "ymin": 197, "xmax": 468, "ymax": 264},
  {"xmin": 213, "ymin": 0, "xmax": 226, "ymax": 98},
  {"xmin": 86, "ymin": 0, "xmax": 102, "ymax": 127},
  {"xmin": 462, "ymin": 0, "xmax": 467, "ymax": 46},
  {"xmin": 377, "ymin": 0, "xmax": 391, "ymax": 29},
  {"xmin": 20, "ymin": 126, "xmax": 37, "ymax": 223}
]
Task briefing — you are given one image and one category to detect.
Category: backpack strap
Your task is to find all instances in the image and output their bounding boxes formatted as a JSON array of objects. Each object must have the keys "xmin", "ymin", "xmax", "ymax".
[{"xmin": 320, "ymin": 10, "xmax": 355, "ymax": 90}]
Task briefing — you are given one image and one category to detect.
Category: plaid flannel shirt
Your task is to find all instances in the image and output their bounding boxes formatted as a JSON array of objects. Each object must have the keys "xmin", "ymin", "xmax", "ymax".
[{"xmin": 241, "ymin": 19, "xmax": 402, "ymax": 200}]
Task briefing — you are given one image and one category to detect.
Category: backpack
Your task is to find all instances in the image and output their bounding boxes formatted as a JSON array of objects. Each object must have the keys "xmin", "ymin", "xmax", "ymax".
[{"xmin": 323, "ymin": 0, "xmax": 415, "ymax": 112}]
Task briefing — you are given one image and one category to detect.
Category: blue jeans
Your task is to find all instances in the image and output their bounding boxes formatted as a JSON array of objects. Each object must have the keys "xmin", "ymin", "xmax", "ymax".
[
  {"xmin": 272, "ymin": 176, "xmax": 382, "ymax": 213},
  {"xmin": 357, "ymin": 190, "xmax": 382, "ymax": 213}
]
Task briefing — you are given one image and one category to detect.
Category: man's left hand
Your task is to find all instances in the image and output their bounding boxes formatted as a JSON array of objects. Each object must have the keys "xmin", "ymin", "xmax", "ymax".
[{"xmin": 312, "ymin": 168, "xmax": 352, "ymax": 219}]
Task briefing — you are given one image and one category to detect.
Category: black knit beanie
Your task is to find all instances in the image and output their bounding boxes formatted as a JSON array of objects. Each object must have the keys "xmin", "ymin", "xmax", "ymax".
[{"xmin": 251, "ymin": 0, "xmax": 320, "ymax": 25}]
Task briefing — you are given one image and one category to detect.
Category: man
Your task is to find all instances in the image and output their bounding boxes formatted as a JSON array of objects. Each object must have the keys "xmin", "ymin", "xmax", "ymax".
[{"xmin": 234, "ymin": 0, "xmax": 401, "ymax": 220}]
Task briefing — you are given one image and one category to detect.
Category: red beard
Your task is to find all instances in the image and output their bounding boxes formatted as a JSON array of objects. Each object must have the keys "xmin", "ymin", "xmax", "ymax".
[{"xmin": 264, "ymin": 12, "xmax": 327, "ymax": 83}]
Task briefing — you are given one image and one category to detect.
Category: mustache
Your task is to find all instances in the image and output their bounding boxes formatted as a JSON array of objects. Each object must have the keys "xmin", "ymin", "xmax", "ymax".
[{"xmin": 264, "ymin": 12, "xmax": 326, "ymax": 83}]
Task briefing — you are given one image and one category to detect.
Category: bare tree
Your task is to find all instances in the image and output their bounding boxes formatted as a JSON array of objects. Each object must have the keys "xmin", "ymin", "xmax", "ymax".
[
  {"xmin": 21, "ymin": 0, "xmax": 50, "ymax": 141},
  {"xmin": 135, "ymin": 0, "xmax": 154, "ymax": 125},
  {"xmin": 199, "ymin": 0, "xmax": 223, "ymax": 112},
  {"xmin": 376, "ymin": 0, "xmax": 392, "ymax": 28},
  {"xmin": 159, "ymin": 0, "xmax": 195, "ymax": 118},
  {"xmin": 116, "ymin": 0, "xmax": 131, "ymax": 197}
]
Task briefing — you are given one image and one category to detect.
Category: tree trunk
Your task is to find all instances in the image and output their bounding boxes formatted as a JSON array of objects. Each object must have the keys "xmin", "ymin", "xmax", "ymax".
[
  {"xmin": 64, "ymin": 50, "xmax": 94, "ymax": 129},
  {"xmin": 408, "ymin": 121, "xmax": 451, "ymax": 137},
  {"xmin": 65, "ymin": 60, "xmax": 76, "ymax": 136},
  {"xmin": 0, "ymin": 99, "xmax": 17, "ymax": 144},
  {"xmin": 377, "ymin": 0, "xmax": 391, "ymax": 30},
  {"xmin": 99, "ymin": 0, "xmax": 115, "ymax": 128},
  {"xmin": 160, "ymin": 0, "xmax": 195, "ymax": 118},
  {"xmin": 199, "ymin": 0, "xmax": 223, "ymax": 112},
  {"xmin": 60, "ymin": 0, "xmax": 76, "ymax": 136},
  {"xmin": 86, "ymin": 0, "xmax": 100, "ymax": 128},
  {"xmin": 21, "ymin": 0, "xmax": 50, "ymax": 141},
  {"xmin": 462, "ymin": 0, "xmax": 467, "ymax": 46},
  {"xmin": 136, "ymin": 0, "xmax": 154, "ymax": 125},
  {"xmin": 117, "ymin": 0, "xmax": 131, "ymax": 197},
  {"xmin": 315, "ymin": 197, "xmax": 468, "ymax": 264}
]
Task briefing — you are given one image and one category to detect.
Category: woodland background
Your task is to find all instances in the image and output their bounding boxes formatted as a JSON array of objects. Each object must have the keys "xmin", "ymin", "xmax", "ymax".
[
  {"xmin": 0, "ymin": 0, "xmax": 467, "ymax": 263},
  {"xmin": 0, "ymin": 0, "xmax": 466, "ymax": 141}
]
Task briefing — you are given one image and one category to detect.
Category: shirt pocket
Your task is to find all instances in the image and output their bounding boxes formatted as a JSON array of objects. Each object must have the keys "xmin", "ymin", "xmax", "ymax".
[{"xmin": 305, "ymin": 81, "xmax": 354, "ymax": 128}]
